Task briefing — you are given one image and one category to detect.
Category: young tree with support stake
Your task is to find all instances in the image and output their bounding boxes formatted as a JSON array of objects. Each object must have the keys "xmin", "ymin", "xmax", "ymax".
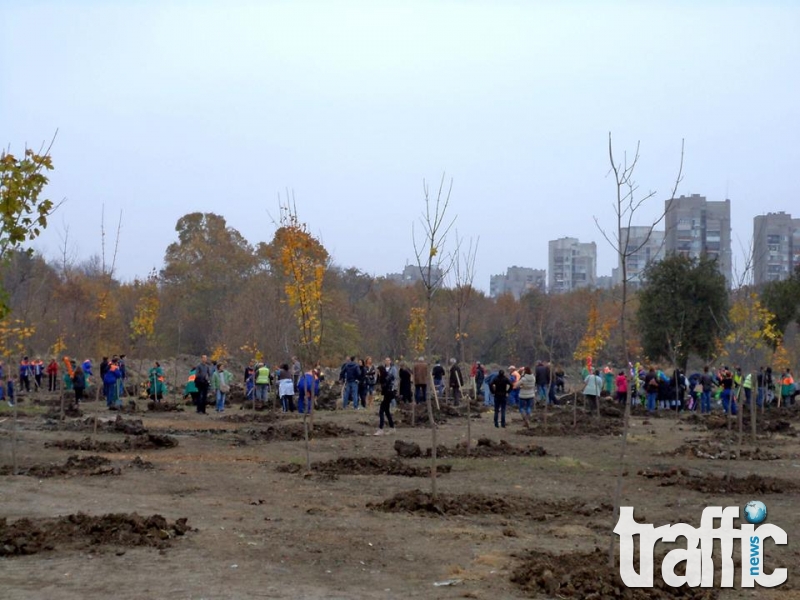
[
  {"xmin": 595, "ymin": 132, "xmax": 684, "ymax": 568},
  {"xmin": 412, "ymin": 174, "xmax": 456, "ymax": 500},
  {"xmin": 275, "ymin": 201, "xmax": 328, "ymax": 472}
]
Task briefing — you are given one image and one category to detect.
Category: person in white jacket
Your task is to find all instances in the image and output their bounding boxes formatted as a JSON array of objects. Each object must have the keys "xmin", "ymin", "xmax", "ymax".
[{"xmin": 583, "ymin": 369, "xmax": 604, "ymax": 413}]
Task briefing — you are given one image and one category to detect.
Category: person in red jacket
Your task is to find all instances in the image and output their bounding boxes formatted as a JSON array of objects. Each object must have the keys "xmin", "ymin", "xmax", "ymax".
[
  {"xmin": 616, "ymin": 371, "xmax": 628, "ymax": 404},
  {"xmin": 46, "ymin": 358, "xmax": 59, "ymax": 392}
]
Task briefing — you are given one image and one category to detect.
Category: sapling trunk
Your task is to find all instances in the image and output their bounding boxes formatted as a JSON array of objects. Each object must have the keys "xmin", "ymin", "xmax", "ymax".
[
  {"xmin": 751, "ymin": 375, "xmax": 757, "ymax": 444},
  {"xmin": 303, "ymin": 413, "xmax": 311, "ymax": 473},
  {"xmin": 12, "ymin": 396, "xmax": 19, "ymax": 476}
]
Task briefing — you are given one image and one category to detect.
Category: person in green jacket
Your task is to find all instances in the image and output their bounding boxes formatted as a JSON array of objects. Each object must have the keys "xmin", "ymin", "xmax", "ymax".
[
  {"xmin": 184, "ymin": 368, "xmax": 199, "ymax": 407},
  {"xmin": 212, "ymin": 363, "xmax": 233, "ymax": 412},
  {"xmin": 148, "ymin": 361, "xmax": 166, "ymax": 401}
]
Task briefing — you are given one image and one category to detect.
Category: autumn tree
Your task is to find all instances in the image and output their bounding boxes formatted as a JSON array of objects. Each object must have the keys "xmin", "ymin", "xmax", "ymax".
[
  {"xmin": 161, "ymin": 213, "xmax": 257, "ymax": 353},
  {"xmin": 1, "ymin": 136, "xmax": 56, "ymax": 475},
  {"xmin": 274, "ymin": 203, "xmax": 328, "ymax": 366}
]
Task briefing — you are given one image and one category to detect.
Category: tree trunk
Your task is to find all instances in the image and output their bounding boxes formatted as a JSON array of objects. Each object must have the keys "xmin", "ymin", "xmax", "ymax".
[
  {"xmin": 11, "ymin": 395, "xmax": 19, "ymax": 476},
  {"xmin": 457, "ymin": 373, "xmax": 470, "ymax": 455},
  {"xmin": 736, "ymin": 384, "xmax": 744, "ymax": 460},
  {"xmin": 750, "ymin": 375, "xmax": 757, "ymax": 444},
  {"xmin": 725, "ymin": 388, "xmax": 734, "ymax": 481},
  {"xmin": 426, "ymin": 395, "xmax": 438, "ymax": 499},
  {"xmin": 303, "ymin": 413, "xmax": 311, "ymax": 473}
]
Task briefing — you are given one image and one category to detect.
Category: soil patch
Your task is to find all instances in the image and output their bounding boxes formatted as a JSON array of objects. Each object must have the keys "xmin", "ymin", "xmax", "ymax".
[
  {"xmin": 397, "ymin": 403, "xmax": 449, "ymax": 427},
  {"xmin": 368, "ymin": 489, "xmax": 611, "ymax": 518},
  {"xmin": 147, "ymin": 401, "xmax": 184, "ymax": 412},
  {"xmin": 248, "ymin": 422, "xmax": 358, "ymax": 442},
  {"xmin": 684, "ymin": 413, "xmax": 795, "ymax": 435},
  {"xmin": 517, "ymin": 409, "xmax": 622, "ymax": 436},
  {"xmin": 42, "ymin": 405, "xmax": 83, "ymax": 419},
  {"xmin": 393, "ymin": 438, "xmax": 547, "ymax": 459},
  {"xmin": 660, "ymin": 439, "xmax": 781, "ymax": 461},
  {"xmin": 277, "ymin": 457, "xmax": 450, "ymax": 477},
  {"xmin": 220, "ymin": 412, "xmax": 279, "ymax": 424},
  {"xmin": 0, "ymin": 455, "xmax": 120, "ymax": 477},
  {"xmin": 511, "ymin": 547, "xmax": 718, "ymax": 599},
  {"xmin": 127, "ymin": 456, "xmax": 155, "ymax": 469},
  {"xmin": 638, "ymin": 466, "xmax": 797, "ymax": 494},
  {"xmin": 52, "ymin": 415, "xmax": 148, "ymax": 436},
  {"xmin": 0, "ymin": 513, "xmax": 189, "ymax": 556},
  {"xmin": 46, "ymin": 433, "xmax": 178, "ymax": 452}
]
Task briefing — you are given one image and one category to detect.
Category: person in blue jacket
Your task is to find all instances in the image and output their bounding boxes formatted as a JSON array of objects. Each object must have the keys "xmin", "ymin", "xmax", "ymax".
[
  {"xmin": 103, "ymin": 358, "xmax": 122, "ymax": 409},
  {"xmin": 297, "ymin": 368, "xmax": 319, "ymax": 414}
]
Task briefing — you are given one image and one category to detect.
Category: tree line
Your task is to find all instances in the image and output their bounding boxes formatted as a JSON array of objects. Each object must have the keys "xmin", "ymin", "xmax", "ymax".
[{"xmin": 2, "ymin": 210, "xmax": 799, "ymax": 373}]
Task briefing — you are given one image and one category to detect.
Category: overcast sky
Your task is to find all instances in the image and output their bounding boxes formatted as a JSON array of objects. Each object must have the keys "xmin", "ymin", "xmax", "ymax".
[{"xmin": 2, "ymin": 1, "xmax": 798, "ymax": 290}]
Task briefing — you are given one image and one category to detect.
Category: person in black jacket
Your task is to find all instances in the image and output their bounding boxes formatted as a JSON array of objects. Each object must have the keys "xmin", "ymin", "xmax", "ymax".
[{"xmin": 490, "ymin": 369, "xmax": 512, "ymax": 428}]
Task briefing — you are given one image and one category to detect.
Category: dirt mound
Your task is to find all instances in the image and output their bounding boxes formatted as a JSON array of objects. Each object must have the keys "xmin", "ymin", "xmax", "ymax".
[
  {"xmin": 147, "ymin": 401, "xmax": 184, "ymax": 412},
  {"xmin": 42, "ymin": 405, "xmax": 83, "ymax": 419},
  {"xmin": 368, "ymin": 489, "xmax": 611, "ymax": 518},
  {"xmin": 46, "ymin": 433, "xmax": 178, "ymax": 452},
  {"xmin": 128, "ymin": 456, "xmax": 155, "ymax": 469},
  {"xmin": 699, "ymin": 413, "xmax": 794, "ymax": 435},
  {"xmin": 56, "ymin": 415, "xmax": 148, "ymax": 436},
  {"xmin": 278, "ymin": 457, "xmax": 450, "ymax": 477},
  {"xmin": 0, "ymin": 455, "xmax": 120, "ymax": 477},
  {"xmin": 397, "ymin": 403, "xmax": 448, "ymax": 427},
  {"xmin": 660, "ymin": 439, "xmax": 781, "ymax": 461},
  {"xmin": 0, "ymin": 513, "xmax": 189, "ymax": 556},
  {"xmin": 248, "ymin": 422, "xmax": 358, "ymax": 442},
  {"xmin": 638, "ymin": 466, "xmax": 797, "ymax": 494},
  {"xmin": 517, "ymin": 409, "xmax": 622, "ymax": 436},
  {"xmin": 393, "ymin": 437, "xmax": 547, "ymax": 459},
  {"xmin": 511, "ymin": 547, "xmax": 718, "ymax": 599},
  {"xmin": 394, "ymin": 440, "xmax": 422, "ymax": 458},
  {"xmin": 220, "ymin": 412, "xmax": 279, "ymax": 424}
]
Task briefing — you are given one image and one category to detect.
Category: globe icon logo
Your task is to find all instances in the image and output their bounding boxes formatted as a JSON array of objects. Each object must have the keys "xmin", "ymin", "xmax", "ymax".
[{"xmin": 744, "ymin": 500, "xmax": 767, "ymax": 524}]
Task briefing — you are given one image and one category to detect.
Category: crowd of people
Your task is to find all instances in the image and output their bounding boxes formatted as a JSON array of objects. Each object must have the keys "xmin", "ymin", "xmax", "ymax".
[
  {"xmin": 577, "ymin": 363, "xmax": 798, "ymax": 415},
  {"xmin": 0, "ymin": 354, "xmax": 130, "ymax": 409},
  {"xmin": 3, "ymin": 350, "xmax": 798, "ymax": 430}
]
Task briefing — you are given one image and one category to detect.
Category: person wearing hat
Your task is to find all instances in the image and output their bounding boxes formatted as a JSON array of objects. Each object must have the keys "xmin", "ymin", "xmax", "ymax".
[{"xmin": 448, "ymin": 358, "xmax": 463, "ymax": 406}]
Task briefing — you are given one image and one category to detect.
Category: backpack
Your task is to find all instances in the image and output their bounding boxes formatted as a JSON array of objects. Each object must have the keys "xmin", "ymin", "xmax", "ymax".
[{"xmin": 219, "ymin": 373, "xmax": 230, "ymax": 394}]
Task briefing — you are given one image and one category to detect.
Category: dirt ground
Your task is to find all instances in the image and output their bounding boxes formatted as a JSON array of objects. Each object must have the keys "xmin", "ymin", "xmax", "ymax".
[{"xmin": 1, "ymin": 393, "xmax": 799, "ymax": 599}]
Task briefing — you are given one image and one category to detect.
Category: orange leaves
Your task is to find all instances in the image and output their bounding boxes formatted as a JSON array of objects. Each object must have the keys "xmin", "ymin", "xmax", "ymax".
[
  {"xmin": 573, "ymin": 300, "xmax": 614, "ymax": 363},
  {"xmin": 277, "ymin": 205, "xmax": 327, "ymax": 360},
  {"xmin": 0, "ymin": 318, "xmax": 35, "ymax": 357}
]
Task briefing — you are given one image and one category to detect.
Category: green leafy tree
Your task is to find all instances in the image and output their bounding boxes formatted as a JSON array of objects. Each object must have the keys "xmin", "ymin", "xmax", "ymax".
[
  {"xmin": 161, "ymin": 213, "xmax": 257, "ymax": 352},
  {"xmin": 760, "ymin": 265, "xmax": 800, "ymax": 341},
  {"xmin": 637, "ymin": 254, "xmax": 729, "ymax": 370},
  {"xmin": 0, "ymin": 145, "xmax": 55, "ymax": 317}
]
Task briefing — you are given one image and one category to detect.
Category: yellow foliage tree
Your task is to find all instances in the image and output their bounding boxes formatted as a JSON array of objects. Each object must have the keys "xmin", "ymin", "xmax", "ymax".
[
  {"xmin": 573, "ymin": 300, "xmax": 613, "ymax": 366},
  {"xmin": 721, "ymin": 293, "xmax": 782, "ymax": 365},
  {"xmin": 130, "ymin": 276, "xmax": 160, "ymax": 349},
  {"xmin": 408, "ymin": 307, "xmax": 427, "ymax": 356},
  {"xmin": 277, "ymin": 204, "xmax": 328, "ymax": 364},
  {"xmin": 0, "ymin": 318, "xmax": 35, "ymax": 357}
]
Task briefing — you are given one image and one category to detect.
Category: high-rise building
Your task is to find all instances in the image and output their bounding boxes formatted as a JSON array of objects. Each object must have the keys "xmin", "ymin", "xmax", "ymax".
[
  {"xmin": 490, "ymin": 266, "xmax": 546, "ymax": 299},
  {"xmin": 548, "ymin": 237, "xmax": 597, "ymax": 293},
  {"xmin": 386, "ymin": 264, "xmax": 444, "ymax": 287},
  {"xmin": 612, "ymin": 227, "xmax": 665, "ymax": 288},
  {"xmin": 664, "ymin": 194, "xmax": 732, "ymax": 285},
  {"xmin": 753, "ymin": 212, "xmax": 800, "ymax": 285}
]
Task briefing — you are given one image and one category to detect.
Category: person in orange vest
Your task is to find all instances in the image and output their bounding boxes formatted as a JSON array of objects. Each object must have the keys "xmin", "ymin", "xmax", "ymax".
[
  {"xmin": 781, "ymin": 370, "xmax": 796, "ymax": 406},
  {"xmin": 184, "ymin": 368, "xmax": 199, "ymax": 406}
]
